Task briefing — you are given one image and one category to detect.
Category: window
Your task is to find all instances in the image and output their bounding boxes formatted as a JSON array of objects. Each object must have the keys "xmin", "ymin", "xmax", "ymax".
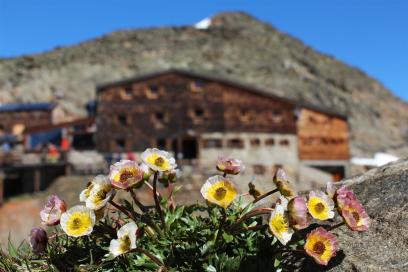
[
  {"xmin": 121, "ymin": 86, "xmax": 133, "ymax": 99},
  {"xmin": 279, "ymin": 139, "xmax": 290, "ymax": 146},
  {"xmin": 190, "ymin": 107, "xmax": 206, "ymax": 123},
  {"xmin": 265, "ymin": 138, "xmax": 275, "ymax": 146},
  {"xmin": 156, "ymin": 138, "xmax": 167, "ymax": 149},
  {"xmin": 194, "ymin": 108, "xmax": 204, "ymax": 117},
  {"xmin": 250, "ymin": 138, "xmax": 261, "ymax": 147},
  {"xmin": 203, "ymin": 139, "xmax": 222, "ymax": 148},
  {"xmin": 155, "ymin": 111, "xmax": 165, "ymax": 121},
  {"xmin": 271, "ymin": 109, "xmax": 283, "ymax": 122},
  {"xmin": 240, "ymin": 109, "xmax": 252, "ymax": 122},
  {"xmin": 227, "ymin": 138, "xmax": 244, "ymax": 149},
  {"xmin": 190, "ymin": 80, "xmax": 205, "ymax": 92},
  {"xmin": 117, "ymin": 114, "xmax": 128, "ymax": 126},
  {"xmin": 182, "ymin": 138, "xmax": 198, "ymax": 159},
  {"xmin": 116, "ymin": 138, "xmax": 125, "ymax": 150},
  {"xmin": 253, "ymin": 165, "xmax": 266, "ymax": 175},
  {"xmin": 146, "ymin": 84, "xmax": 160, "ymax": 99}
]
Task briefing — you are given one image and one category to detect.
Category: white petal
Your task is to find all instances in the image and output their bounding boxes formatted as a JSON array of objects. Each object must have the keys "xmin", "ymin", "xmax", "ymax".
[
  {"xmin": 79, "ymin": 189, "xmax": 88, "ymax": 202},
  {"xmin": 117, "ymin": 222, "xmax": 137, "ymax": 249},
  {"xmin": 109, "ymin": 239, "xmax": 123, "ymax": 257}
]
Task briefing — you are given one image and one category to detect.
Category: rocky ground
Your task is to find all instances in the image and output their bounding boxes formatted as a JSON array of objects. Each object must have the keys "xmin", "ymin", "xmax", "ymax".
[{"xmin": 329, "ymin": 158, "xmax": 408, "ymax": 271}]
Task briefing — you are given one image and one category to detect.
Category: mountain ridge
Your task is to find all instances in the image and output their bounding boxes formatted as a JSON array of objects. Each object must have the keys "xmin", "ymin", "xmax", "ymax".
[{"xmin": 0, "ymin": 11, "xmax": 407, "ymax": 156}]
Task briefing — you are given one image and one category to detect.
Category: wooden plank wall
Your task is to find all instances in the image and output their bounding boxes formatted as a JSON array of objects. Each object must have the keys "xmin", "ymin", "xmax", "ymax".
[
  {"xmin": 95, "ymin": 73, "xmax": 297, "ymax": 153},
  {"xmin": 297, "ymin": 108, "xmax": 350, "ymax": 161},
  {"xmin": 0, "ymin": 110, "xmax": 52, "ymax": 134}
]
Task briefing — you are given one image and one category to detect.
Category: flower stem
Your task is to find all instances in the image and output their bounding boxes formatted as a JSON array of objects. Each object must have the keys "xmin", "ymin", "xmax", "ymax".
[
  {"xmin": 252, "ymin": 188, "xmax": 279, "ymax": 204},
  {"xmin": 326, "ymin": 221, "xmax": 345, "ymax": 231},
  {"xmin": 228, "ymin": 208, "xmax": 272, "ymax": 231},
  {"xmin": 129, "ymin": 189, "xmax": 147, "ymax": 213},
  {"xmin": 279, "ymin": 248, "xmax": 305, "ymax": 254},
  {"xmin": 238, "ymin": 224, "xmax": 267, "ymax": 232},
  {"xmin": 144, "ymin": 180, "xmax": 161, "ymax": 198},
  {"xmin": 153, "ymin": 172, "xmax": 166, "ymax": 230},
  {"xmin": 214, "ymin": 208, "xmax": 227, "ymax": 246},
  {"xmin": 109, "ymin": 200, "xmax": 135, "ymax": 219},
  {"xmin": 135, "ymin": 248, "xmax": 167, "ymax": 271}
]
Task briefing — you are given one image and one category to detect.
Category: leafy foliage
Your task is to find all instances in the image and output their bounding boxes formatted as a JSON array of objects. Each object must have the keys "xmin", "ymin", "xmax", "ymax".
[{"xmin": 0, "ymin": 152, "xmax": 369, "ymax": 271}]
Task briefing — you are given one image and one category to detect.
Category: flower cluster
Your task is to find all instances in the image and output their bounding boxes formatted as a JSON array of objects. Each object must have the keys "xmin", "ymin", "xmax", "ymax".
[
  {"xmin": 27, "ymin": 149, "xmax": 369, "ymax": 270},
  {"xmin": 201, "ymin": 161, "xmax": 369, "ymax": 266}
]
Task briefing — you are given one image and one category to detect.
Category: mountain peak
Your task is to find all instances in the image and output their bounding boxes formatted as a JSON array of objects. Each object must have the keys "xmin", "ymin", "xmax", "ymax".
[{"xmin": 203, "ymin": 11, "xmax": 264, "ymax": 28}]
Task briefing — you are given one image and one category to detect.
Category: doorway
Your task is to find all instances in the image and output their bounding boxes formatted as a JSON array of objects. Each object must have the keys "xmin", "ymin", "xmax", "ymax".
[{"xmin": 182, "ymin": 138, "xmax": 198, "ymax": 159}]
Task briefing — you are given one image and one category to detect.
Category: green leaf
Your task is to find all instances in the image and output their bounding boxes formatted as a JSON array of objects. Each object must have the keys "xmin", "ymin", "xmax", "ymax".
[
  {"xmin": 206, "ymin": 264, "xmax": 217, "ymax": 272},
  {"xmin": 222, "ymin": 232, "xmax": 234, "ymax": 243},
  {"xmin": 7, "ymin": 234, "xmax": 19, "ymax": 258},
  {"xmin": 274, "ymin": 258, "xmax": 281, "ymax": 268}
]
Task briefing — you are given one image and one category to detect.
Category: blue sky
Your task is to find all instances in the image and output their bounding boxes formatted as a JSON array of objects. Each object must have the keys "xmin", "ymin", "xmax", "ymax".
[{"xmin": 0, "ymin": 0, "xmax": 407, "ymax": 101}]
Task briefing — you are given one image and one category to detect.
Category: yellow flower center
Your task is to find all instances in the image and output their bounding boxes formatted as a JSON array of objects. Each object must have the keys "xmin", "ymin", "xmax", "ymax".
[
  {"xmin": 206, "ymin": 181, "xmax": 237, "ymax": 208},
  {"xmin": 119, "ymin": 234, "xmax": 131, "ymax": 253},
  {"xmin": 146, "ymin": 153, "xmax": 171, "ymax": 171},
  {"xmin": 313, "ymin": 241, "xmax": 326, "ymax": 255},
  {"xmin": 93, "ymin": 189, "xmax": 108, "ymax": 204},
  {"xmin": 65, "ymin": 212, "xmax": 92, "ymax": 236},
  {"xmin": 119, "ymin": 169, "xmax": 136, "ymax": 183},
  {"xmin": 215, "ymin": 187, "xmax": 227, "ymax": 200},
  {"xmin": 308, "ymin": 197, "xmax": 331, "ymax": 220},
  {"xmin": 352, "ymin": 211, "xmax": 360, "ymax": 222},
  {"xmin": 314, "ymin": 203, "xmax": 325, "ymax": 214},
  {"xmin": 270, "ymin": 213, "xmax": 288, "ymax": 236},
  {"xmin": 154, "ymin": 157, "xmax": 165, "ymax": 166}
]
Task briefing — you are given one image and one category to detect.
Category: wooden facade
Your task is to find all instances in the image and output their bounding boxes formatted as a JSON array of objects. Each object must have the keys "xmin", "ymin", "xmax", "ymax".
[
  {"xmin": 95, "ymin": 71, "xmax": 297, "ymax": 154},
  {"xmin": 0, "ymin": 103, "xmax": 54, "ymax": 135},
  {"xmin": 297, "ymin": 108, "xmax": 349, "ymax": 161},
  {"xmin": 95, "ymin": 69, "xmax": 350, "ymax": 171}
]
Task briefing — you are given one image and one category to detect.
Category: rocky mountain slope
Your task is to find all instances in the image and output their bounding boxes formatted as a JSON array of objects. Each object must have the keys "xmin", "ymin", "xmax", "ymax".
[{"xmin": 0, "ymin": 12, "xmax": 407, "ymax": 156}]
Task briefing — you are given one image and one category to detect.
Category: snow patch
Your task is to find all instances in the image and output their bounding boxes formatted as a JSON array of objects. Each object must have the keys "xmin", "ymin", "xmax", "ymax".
[
  {"xmin": 194, "ymin": 17, "xmax": 212, "ymax": 29},
  {"xmin": 351, "ymin": 152, "xmax": 399, "ymax": 167}
]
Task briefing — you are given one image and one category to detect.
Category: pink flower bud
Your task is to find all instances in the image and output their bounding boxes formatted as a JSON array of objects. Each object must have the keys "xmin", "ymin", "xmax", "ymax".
[
  {"xmin": 29, "ymin": 227, "xmax": 48, "ymax": 255},
  {"xmin": 216, "ymin": 156, "xmax": 244, "ymax": 175},
  {"xmin": 287, "ymin": 196, "xmax": 311, "ymax": 230},
  {"xmin": 40, "ymin": 195, "xmax": 67, "ymax": 226},
  {"xmin": 335, "ymin": 186, "xmax": 358, "ymax": 209},
  {"xmin": 273, "ymin": 168, "xmax": 296, "ymax": 199}
]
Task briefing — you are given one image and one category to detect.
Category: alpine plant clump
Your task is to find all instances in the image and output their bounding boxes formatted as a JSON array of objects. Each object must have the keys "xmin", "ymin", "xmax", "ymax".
[{"xmin": 1, "ymin": 148, "xmax": 369, "ymax": 271}]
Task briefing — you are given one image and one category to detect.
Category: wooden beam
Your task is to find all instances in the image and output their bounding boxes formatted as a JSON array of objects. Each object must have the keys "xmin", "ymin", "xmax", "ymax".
[
  {"xmin": 34, "ymin": 169, "xmax": 41, "ymax": 192},
  {"xmin": 0, "ymin": 171, "xmax": 4, "ymax": 206}
]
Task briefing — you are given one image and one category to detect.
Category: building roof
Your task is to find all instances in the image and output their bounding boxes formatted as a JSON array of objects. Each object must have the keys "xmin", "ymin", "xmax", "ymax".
[
  {"xmin": 0, "ymin": 102, "xmax": 55, "ymax": 113},
  {"xmin": 96, "ymin": 69, "xmax": 347, "ymax": 119},
  {"xmin": 24, "ymin": 117, "xmax": 95, "ymax": 134}
]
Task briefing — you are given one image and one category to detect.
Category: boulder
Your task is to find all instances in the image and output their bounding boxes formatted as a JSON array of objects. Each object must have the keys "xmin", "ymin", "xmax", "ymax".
[{"xmin": 329, "ymin": 158, "xmax": 408, "ymax": 271}]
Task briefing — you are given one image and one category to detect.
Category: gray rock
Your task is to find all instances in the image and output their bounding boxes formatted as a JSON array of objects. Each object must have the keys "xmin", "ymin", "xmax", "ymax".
[{"xmin": 329, "ymin": 158, "xmax": 408, "ymax": 271}]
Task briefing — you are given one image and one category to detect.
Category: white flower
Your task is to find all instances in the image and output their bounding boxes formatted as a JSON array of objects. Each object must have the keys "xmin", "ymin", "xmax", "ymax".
[
  {"xmin": 60, "ymin": 205, "xmax": 96, "ymax": 237},
  {"xmin": 109, "ymin": 222, "xmax": 138, "ymax": 257},
  {"xmin": 80, "ymin": 175, "xmax": 114, "ymax": 210},
  {"xmin": 200, "ymin": 175, "xmax": 238, "ymax": 209},
  {"xmin": 269, "ymin": 204, "xmax": 294, "ymax": 245},
  {"xmin": 307, "ymin": 190, "xmax": 335, "ymax": 220},
  {"xmin": 141, "ymin": 148, "xmax": 177, "ymax": 172},
  {"xmin": 109, "ymin": 160, "xmax": 144, "ymax": 189}
]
